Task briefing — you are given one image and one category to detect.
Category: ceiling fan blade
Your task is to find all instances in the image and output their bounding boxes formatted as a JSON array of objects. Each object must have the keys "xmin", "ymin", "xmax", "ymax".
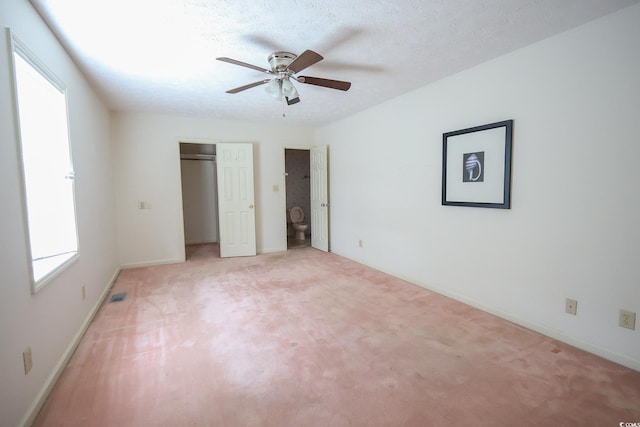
[
  {"xmin": 287, "ymin": 50, "xmax": 323, "ymax": 73},
  {"xmin": 216, "ymin": 57, "xmax": 272, "ymax": 74},
  {"xmin": 226, "ymin": 79, "xmax": 271, "ymax": 94},
  {"xmin": 298, "ymin": 76, "xmax": 351, "ymax": 91}
]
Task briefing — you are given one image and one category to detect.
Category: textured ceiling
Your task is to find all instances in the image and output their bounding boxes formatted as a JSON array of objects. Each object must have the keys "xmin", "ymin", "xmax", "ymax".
[{"xmin": 31, "ymin": 0, "xmax": 639, "ymax": 126}]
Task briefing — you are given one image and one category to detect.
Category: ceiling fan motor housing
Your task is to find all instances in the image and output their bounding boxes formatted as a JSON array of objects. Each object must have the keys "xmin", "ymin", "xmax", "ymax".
[{"xmin": 268, "ymin": 52, "xmax": 297, "ymax": 74}]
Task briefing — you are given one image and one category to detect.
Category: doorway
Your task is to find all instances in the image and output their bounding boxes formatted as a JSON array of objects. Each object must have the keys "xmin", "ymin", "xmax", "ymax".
[
  {"xmin": 285, "ymin": 148, "xmax": 311, "ymax": 249},
  {"xmin": 179, "ymin": 143, "xmax": 219, "ymax": 258}
]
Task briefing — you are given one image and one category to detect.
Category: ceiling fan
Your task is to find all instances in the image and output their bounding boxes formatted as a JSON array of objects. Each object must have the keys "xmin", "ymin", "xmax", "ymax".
[{"xmin": 216, "ymin": 50, "xmax": 351, "ymax": 105}]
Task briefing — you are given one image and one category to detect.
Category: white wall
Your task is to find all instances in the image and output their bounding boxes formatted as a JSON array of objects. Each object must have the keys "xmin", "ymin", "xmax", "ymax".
[
  {"xmin": 0, "ymin": 1, "xmax": 119, "ymax": 425},
  {"xmin": 111, "ymin": 112, "xmax": 315, "ymax": 266},
  {"xmin": 317, "ymin": 4, "xmax": 640, "ymax": 369}
]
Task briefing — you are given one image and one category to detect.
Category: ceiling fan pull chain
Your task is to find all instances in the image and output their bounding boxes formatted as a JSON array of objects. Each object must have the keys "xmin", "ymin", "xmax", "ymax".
[{"xmin": 282, "ymin": 98, "xmax": 286, "ymax": 118}]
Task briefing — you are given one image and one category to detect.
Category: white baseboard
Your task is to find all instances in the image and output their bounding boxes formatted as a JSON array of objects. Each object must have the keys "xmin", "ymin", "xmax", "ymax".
[
  {"xmin": 330, "ymin": 249, "xmax": 640, "ymax": 372},
  {"xmin": 19, "ymin": 267, "xmax": 120, "ymax": 427},
  {"xmin": 120, "ymin": 258, "xmax": 183, "ymax": 269}
]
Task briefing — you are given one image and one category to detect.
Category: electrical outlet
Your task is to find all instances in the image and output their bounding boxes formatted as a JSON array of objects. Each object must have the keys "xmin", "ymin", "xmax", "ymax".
[
  {"xmin": 358, "ymin": 239, "xmax": 363, "ymax": 248},
  {"xmin": 23, "ymin": 347, "xmax": 33, "ymax": 374},
  {"xmin": 619, "ymin": 309, "xmax": 636, "ymax": 330},
  {"xmin": 565, "ymin": 298, "xmax": 578, "ymax": 315},
  {"xmin": 82, "ymin": 285, "xmax": 86, "ymax": 300}
]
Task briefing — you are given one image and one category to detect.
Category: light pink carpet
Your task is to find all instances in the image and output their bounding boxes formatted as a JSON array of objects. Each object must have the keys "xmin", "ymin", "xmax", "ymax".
[{"xmin": 34, "ymin": 244, "xmax": 640, "ymax": 426}]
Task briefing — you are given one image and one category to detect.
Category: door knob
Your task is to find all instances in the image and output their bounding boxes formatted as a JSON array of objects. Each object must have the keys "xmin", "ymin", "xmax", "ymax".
[{"xmin": 249, "ymin": 204, "xmax": 254, "ymax": 208}]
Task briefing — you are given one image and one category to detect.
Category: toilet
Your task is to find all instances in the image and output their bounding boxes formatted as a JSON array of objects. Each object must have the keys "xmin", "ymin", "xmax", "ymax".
[{"xmin": 287, "ymin": 206, "xmax": 309, "ymax": 240}]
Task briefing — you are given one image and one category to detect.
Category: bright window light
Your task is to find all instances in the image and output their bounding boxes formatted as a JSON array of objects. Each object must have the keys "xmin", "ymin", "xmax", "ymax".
[{"xmin": 11, "ymin": 32, "xmax": 79, "ymax": 292}]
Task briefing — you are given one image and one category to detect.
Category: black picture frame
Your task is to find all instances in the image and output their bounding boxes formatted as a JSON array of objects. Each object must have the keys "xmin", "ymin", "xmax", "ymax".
[{"xmin": 442, "ymin": 120, "xmax": 513, "ymax": 209}]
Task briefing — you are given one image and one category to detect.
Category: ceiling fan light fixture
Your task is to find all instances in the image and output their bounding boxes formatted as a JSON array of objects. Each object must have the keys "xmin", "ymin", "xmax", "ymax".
[
  {"xmin": 281, "ymin": 78, "xmax": 298, "ymax": 99},
  {"xmin": 265, "ymin": 79, "xmax": 282, "ymax": 99}
]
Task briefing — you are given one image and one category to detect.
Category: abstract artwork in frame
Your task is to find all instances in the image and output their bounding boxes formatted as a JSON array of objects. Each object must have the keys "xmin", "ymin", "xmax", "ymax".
[{"xmin": 442, "ymin": 120, "xmax": 513, "ymax": 209}]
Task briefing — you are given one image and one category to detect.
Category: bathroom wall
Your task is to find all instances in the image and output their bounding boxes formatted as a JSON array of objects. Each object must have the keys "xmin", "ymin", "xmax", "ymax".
[{"xmin": 285, "ymin": 149, "xmax": 311, "ymax": 234}]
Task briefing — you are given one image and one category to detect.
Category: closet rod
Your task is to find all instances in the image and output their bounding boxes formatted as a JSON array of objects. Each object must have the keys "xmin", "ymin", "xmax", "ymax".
[{"xmin": 180, "ymin": 154, "xmax": 216, "ymax": 161}]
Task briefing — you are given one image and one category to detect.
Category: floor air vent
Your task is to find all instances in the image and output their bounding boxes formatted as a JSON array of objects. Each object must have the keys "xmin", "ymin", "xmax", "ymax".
[{"xmin": 110, "ymin": 292, "xmax": 127, "ymax": 303}]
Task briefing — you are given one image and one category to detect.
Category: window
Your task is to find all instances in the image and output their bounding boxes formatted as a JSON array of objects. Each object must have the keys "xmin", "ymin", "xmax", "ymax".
[{"xmin": 10, "ymin": 32, "xmax": 79, "ymax": 292}]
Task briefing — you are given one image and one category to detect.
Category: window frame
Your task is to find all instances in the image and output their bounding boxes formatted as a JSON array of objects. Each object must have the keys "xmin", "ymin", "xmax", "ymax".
[{"xmin": 8, "ymin": 29, "xmax": 80, "ymax": 294}]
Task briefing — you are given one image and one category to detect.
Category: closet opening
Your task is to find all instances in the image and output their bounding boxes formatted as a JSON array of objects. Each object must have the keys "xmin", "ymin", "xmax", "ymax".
[{"xmin": 179, "ymin": 143, "xmax": 219, "ymax": 259}]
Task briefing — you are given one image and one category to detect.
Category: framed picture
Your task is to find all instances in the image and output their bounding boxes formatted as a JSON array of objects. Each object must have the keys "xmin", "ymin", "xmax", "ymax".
[{"xmin": 442, "ymin": 120, "xmax": 513, "ymax": 209}]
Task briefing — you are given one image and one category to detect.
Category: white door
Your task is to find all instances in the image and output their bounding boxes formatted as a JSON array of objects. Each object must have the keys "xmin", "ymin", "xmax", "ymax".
[
  {"xmin": 216, "ymin": 143, "xmax": 256, "ymax": 257},
  {"xmin": 311, "ymin": 145, "xmax": 329, "ymax": 252}
]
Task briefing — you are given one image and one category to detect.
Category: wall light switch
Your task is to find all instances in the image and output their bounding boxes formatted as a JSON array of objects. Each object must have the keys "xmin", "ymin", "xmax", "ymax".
[{"xmin": 273, "ymin": 184, "xmax": 279, "ymax": 192}]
